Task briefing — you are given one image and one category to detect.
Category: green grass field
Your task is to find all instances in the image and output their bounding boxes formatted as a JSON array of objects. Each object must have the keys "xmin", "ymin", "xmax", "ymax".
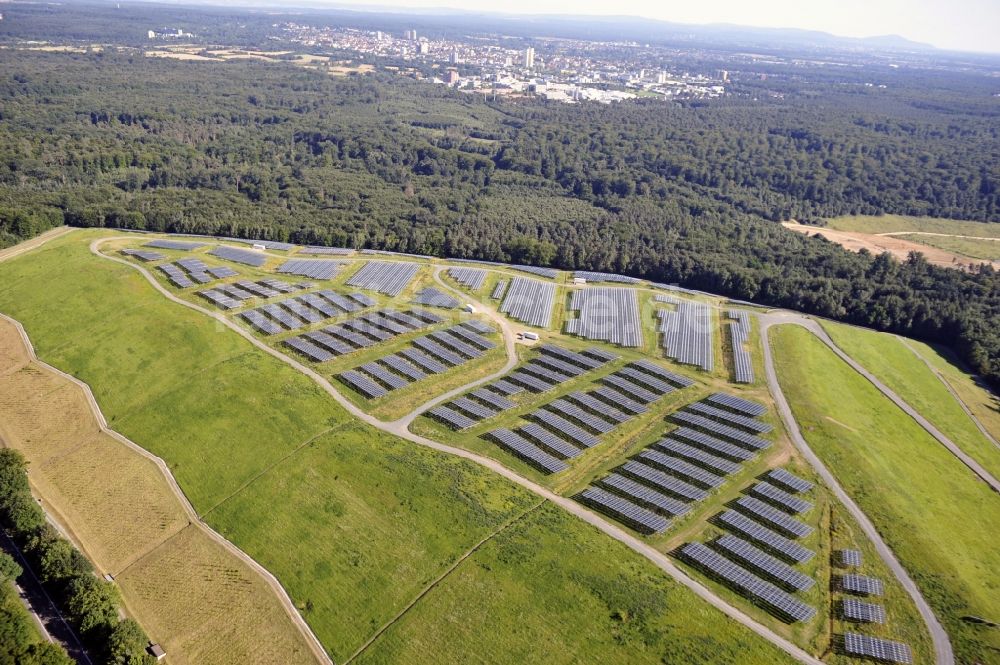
[
  {"xmin": 354, "ymin": 502, "xmax": 797, "ymax": 665},
  {"xmin": 821, "ymin": 320, "xmax": 1000, "ymax": 481},
  {"xmin": 825, "ymin": 214, "xmax": 1000, "ymax": 238},
  {"xmin": 894, "ymin": 233, "xmax": 1000, "ymax": 262},
  {"xmin": 0, "ymin": 230, "xmax": 812, "ymax": 664},
  {"xmin": 771, "ymin": 324, "xmax": 1000, "ymax": 664}
]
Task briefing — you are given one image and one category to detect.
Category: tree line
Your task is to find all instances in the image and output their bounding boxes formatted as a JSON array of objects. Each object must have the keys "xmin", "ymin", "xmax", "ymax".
[{"xmin": 0, "ymin": 450, "xmax": 156, "ymax": 665}]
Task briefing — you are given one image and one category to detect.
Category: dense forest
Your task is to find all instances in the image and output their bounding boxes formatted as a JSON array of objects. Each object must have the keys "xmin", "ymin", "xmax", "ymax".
[{"xmin": 0, "ymin": 40, "xmax": 997, "ymax": 387}]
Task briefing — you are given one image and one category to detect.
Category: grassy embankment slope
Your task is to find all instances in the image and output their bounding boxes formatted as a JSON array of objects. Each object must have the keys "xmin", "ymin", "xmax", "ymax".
[
  {"xmin": 0, "ymin": 230, "xmax": 798, "ymax": 664},
  {"xmin": 771, "ymin": 324, "xmax": 1000, "ymax": 665},
  {"xmin": 821, "ymin": 320, "xmax": 1000, "ymax": 481}
]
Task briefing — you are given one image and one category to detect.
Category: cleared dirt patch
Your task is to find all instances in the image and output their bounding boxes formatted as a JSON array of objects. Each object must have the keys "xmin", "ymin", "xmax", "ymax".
[{"xmin": 782, "ymin": 222, "xmax": 999, "ymax": 270}]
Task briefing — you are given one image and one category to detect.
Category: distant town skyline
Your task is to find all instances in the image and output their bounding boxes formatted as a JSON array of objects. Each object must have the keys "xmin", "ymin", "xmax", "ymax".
[{"xmin": 310, "ymin": 0, "xmax": 1000, "ymax": 54}]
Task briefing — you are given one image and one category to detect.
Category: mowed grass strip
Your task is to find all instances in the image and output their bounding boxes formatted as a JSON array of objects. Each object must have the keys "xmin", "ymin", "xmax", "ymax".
[
  {"xmin": 822, "ymin": 320, "xmax": 1000, "ymax": 481},
  {"xmin": 0, "ymin": 233, "xmax": 341, "ymax": 512},
  {"xmin": 355, "ymin": 503, "xmax": 798, "ymax": 665},
  {"xmin": 116, "ymin": 525, "xmax": 317, "ymax": 665},
  {"xmin": 207, "ymin": 421, "xmax": 540, "ymax": 661},
  {"xmin": 771, "ymin": 324, "xmax": 1000, "ymax": 663}
]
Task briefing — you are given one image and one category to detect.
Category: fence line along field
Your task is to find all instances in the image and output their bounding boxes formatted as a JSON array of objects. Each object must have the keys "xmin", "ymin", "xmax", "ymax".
[{"xmin": 0, "ymin": 315, "xmax": 322, "ymax": 665}]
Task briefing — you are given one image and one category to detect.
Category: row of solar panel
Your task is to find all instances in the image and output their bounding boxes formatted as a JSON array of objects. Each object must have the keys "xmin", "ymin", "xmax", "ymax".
[
  {"xmin": 491, "ymin": 279, "xmax": 507, "ymax": 300},
  {"xmin": 572, "ymin": 271, "xmax": 643, "ymax": 284},
  {"xmin": 338, "ymin": 322, "xmax": 496, "ymax": 399},
  {"xmin": 299, "ymin": 246, "xmax": 353, "ymax": 255},
  {"xmin": 345, "ymin": 260, "xmax": 421, "ymax": 296},
  {"xmin": 565, "ymin": 287, "xmax": 643, "ymax": 347},
  {"xmin": 447, "ymin": 258, "xmax": 559, "ymax": 279}
]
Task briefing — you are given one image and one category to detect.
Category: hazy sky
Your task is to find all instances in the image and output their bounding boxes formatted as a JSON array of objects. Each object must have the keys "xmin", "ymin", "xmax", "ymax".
[{"xmin": 334, "ymin": 0, "xmax": 1000, "ymax": 53}]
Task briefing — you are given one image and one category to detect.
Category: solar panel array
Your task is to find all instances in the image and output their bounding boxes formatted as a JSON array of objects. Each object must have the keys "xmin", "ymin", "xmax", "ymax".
[
  {"xmin": 840, "ymin": 574, "xmax": 884, "ymax": 597},
  {"xmin": 657, "ymin": 300, "xmax": 714, "ymax": 371},
  {"xmin": 485, "ymin": 428, "xmax": 568, "ymax": 473},
  {"xmin": 572, "ymin": 271, "xmax": 642, "ymax": 284},
  {"xmin": 840, "ymin": 599, "xmax": 886, "ymax": 624},
  {"xmin": 713, "ymin": 535, "xmax": 815, "ymax": 592},
  {"xmin": 578, "ymin": 487, "xmax": 669, "ymax": 534},
  {"xmin": 717, "ymin": 510, "xmax": 815, "ymax": 564},
  {"xmin": 838, "ymin": 549, "xmax": 863, "ymax": 567},
  {"xmin": 728, "ymin": 310, "xmax": 754, "ymax": 383},
  {"xmin": 749, "ymin": 481, "xmax": 813, "ymax": 514},
  {"xmin": 669, "ymin": 411, "xmax": 770, "ymax": 451},
  {"xmin": 470, "ymin": 346, "xmax": 630, "ymax": 460},
  {"xmin": 685, "ymin": 402, "xmax": 772, "ymax": 433},
  {"xmin": 158, "ymin": 259, "xmax": 237, "ymax": 288},
  {"xmin": 500, "ymin": 277, "xmax": 556, "ymax": 328},
  {"xmin": 144, "ymin": 239, "xmax": 206, "ymax": 251},
  {"xmin": 447, "ymin": 267, "xmax": 487, "ymax": 290},
  {"xmin": 565, "ymin": 287, "xmax": 643, "ymax": 347},
  {"xmin": 733, "ymin": 496, "xmax": 813, "ymax": 538},
  {"xmin": 225, "ymin": 237, "xmax": 296, "ymax": 251},
  {"xmin": 277, "ymin": 259, "xmax": 343, "ymax": 279},
  {"xmin": 428, "ymin": 385, "xmax": 516, "ymax": 431},
  {"xmin": 842, "ymin": 633, "xmax": 913, "ymax": 664},
  {"xmin": 122, "ymin": 248, "xmax": 165, "ymax": 261},
  {"xmin": 239, "ymin": 292, "xmax": 375, "ymax": 336},
  {"xmin": 346, "ymin": 261, "xmax": 420, "ymax": 296},
  {"xmin": 412, "ymin": 287, "xmax": 461, "ymax": 309},
  {"xmin": 766, "ymin": 468, "xmax": 814, "ymax": 494},
  {"xmin": 339, "ymin": 323, "xmax": 495, "ymax": 398},
  {"xmin": 300, "ymin": 246, "xmax": 354, "ymax": 255},
  {"xmin": 573, "ymin": 386, "xmax": 777, "ymax": 528},
  {"xmin": 209, "ymin": 245, "xmax": 269, "ymax": 267},
  {"xmin": 677, "ymin": 543, "xmax": 816, "ymax": 622},
  {"xmin": 491, "ymin": 279, "xmax": 508, "ymax": 300},
  {"xmin": 705, "ymin": 392, "xmax": 766, "ymax": 417}
]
